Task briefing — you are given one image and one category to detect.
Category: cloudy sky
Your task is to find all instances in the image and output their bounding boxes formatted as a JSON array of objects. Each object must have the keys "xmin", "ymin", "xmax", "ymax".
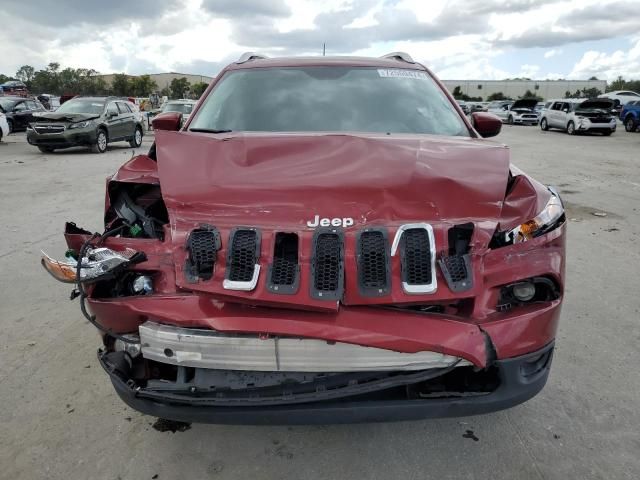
[{"xmin": 1, "ymin": 0, "xmax": 640, "ymax": 81}]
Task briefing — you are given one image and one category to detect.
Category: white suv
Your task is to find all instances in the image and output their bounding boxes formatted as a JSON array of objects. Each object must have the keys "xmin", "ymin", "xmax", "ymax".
[
  {"xmin": 540, "ymin": 99, "xmax": 616, "ymax": 136},
  {"xmin": 599, "ymin": 90, "xmax": 640, "ymax": 106}
]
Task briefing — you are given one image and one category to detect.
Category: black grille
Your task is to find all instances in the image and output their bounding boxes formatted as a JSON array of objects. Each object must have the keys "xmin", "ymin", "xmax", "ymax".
[
  {"xmin": 268, "ymin": 233, "xmax": 299, "ymax": 294},
  {"xmin": 400, "ymin": 228, "xmax": 432, "ymax": 285},
  {"xmin": 227, "ymin": 229, "xmax": 260, "ymax": 282},
  {"xmin": 271, "ymin": 258, "xmax": 297, "ymax": 285},
  {"xmin": 440, "ymin": 255, "xmax": 467, "ymax": 282},
  {"xmin": 186, "ymin": 226, "xmax": 220, "ymax": 281},
  {"xmin": 310, "ymin": 230, "xmax": 344, "ymax": 300},
  {"xmin": 357, "ymin": 229, "xmax": 390, "ymax": 296},
  {"xmin": 438, "ymin": 254, "xmax": 473, "ymax": 292},
  {"xmin": 34, "ymin": 125, "xmax": 65, "ymax": 134}
]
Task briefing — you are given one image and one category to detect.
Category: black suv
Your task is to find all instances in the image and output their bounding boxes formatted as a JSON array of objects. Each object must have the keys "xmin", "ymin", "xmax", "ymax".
[
  {"xmin": 0, "ymin": 96, "xmax": 46, "ymax": 133},
  {"xmin": 27, "ymin": 96, "xmax": 144, "ymax": 153}
]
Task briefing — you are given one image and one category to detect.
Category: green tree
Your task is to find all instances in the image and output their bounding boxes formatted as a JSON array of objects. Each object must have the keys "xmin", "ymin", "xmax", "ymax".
[
  {"xmin": 588, "ymin": 76, "xmax": 598, "ymax": 81},
  {"xmin": 452, "ymin": 85, "xmax": 463, "ymax": 99},
  {"xmin": 111, "ymin": 73, "xmax": 131, "ymax": 96},
  {"xmin": 607, "ymin": 75, "xmax": 625, "ymax": 92},
  {"xmin": 160, "ymin": 86, "xmax": 171, "ymax": 98},
  {"xmin": 90, "ymin": 77, "xmax": 109, "ymax": 95},
  {"xmin": 487, "ymin": 92, "xmax": 507, "ymax": 101},
  {"xmin": 519, "ymin": 89, "xmax": 542, "ymax": 101},
  {"xmin": 581, "ymin": 87, "xmax": 602, "ymax": 98},
  {"xmin": 191, "ymin": 81, "xmax": 208, "ymax": 97},
  {"xmin": 0, "ymin": 74, "xmax": 13, "ymax": 84},
  {"xmin": 130, "ymin": 75, "xmax": 158, "ymax": 97},
  {"xmin": 170, "ymin": 77, "xmax": 190, "ymax": 99},
  {"xmin": 15, "ymin": 65, "xmax": 35, "ymax": 85}
]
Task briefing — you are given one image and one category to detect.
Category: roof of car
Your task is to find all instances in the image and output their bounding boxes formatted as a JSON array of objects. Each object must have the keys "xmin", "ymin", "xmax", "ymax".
[{"xmin": 226, "ymin": 55, "xmax": 425, "ymax": 72}]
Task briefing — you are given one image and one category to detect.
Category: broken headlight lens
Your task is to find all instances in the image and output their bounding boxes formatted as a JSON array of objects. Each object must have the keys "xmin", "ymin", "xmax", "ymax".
[
  {"xmin": 505, "ymin": 189, "xmax": 564, "ymax": 244},
  {"xmin": 41, "ymin": 247, "xmax": 141, "ymax": 284}
]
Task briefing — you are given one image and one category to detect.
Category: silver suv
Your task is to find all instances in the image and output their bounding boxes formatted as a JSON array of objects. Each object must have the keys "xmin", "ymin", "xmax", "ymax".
[{"xmin": 540, "ymin": 99, "xmax": 616, "ymax": 136}]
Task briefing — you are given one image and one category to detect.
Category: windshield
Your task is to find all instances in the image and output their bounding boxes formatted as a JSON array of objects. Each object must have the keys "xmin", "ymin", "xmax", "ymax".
[
  {"xmin": 189, "ymin": 67, "xmax": 468, "ymax": 136},
  {"xmin": 0, "ymin": 98, "xmax": 17, "ymax": 112},
  {"xmin": 162, "ymin": 102, "xmax": 194, "ymax": 114},
  {"xmin": 56, "ymin": 99, "xmax": 105, "ymax": 114}
]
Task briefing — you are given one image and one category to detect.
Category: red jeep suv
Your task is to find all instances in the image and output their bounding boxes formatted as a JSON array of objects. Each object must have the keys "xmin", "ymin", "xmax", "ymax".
[{"xmin": 42, "ymin": 53, "xmax": 565, "ymax": 424}]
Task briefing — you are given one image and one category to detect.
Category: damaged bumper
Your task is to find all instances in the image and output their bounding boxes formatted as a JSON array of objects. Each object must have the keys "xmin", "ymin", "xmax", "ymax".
[
  {"xmin": 99, "ymin": 341, "xmax": 554, "ymax": 424},
  {"xmin": 26, "ymin": 126, "xmax": 97, "ymax": 148}
]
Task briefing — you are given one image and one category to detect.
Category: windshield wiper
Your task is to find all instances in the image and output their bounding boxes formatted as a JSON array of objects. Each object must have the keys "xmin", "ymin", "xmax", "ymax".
[{"xmin": 189, "ymin": 128, "xmax": 233, "ymax": 134}]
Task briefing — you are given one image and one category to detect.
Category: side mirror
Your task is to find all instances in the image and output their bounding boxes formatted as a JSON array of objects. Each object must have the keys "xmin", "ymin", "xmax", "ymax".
[
  {"xmin": 562, "ymin": 108, "xmax": 569, "ymax": 113},
  {"xmin": 471, "ymin": 112, "xmax": 502, "ymax": 138},
  {"xmin": 152, "ymin": 112, "xmax": 182, "ymax": 131},
  {"xmin": 108, "ymin": 110, "xmax": 118, "ymax": 118}
]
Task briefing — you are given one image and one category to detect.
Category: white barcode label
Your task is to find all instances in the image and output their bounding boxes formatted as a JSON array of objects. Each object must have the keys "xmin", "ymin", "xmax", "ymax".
[{"xmin": 377, "ymin": 69, "xmax": 427, "ymax": 79}]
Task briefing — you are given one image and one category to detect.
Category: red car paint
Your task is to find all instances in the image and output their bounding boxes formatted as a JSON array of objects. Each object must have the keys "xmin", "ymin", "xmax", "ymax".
[{"xmin": 57, "ymin": 56, "xmax": 565, "ymax": 419}]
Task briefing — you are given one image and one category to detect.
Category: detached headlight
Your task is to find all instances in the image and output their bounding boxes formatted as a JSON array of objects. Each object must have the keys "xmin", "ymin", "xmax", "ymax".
[
  {"xmin": 68, "ymin": 121, "xmax": 91, "ymax": 129},
  {"xmin": 505, "ymin": 189, "xmax": 564, "ymax": 244}
]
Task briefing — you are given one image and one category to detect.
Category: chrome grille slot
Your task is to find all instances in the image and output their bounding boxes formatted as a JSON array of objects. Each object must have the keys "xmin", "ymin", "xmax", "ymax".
[{"xmin": 391, "ymin": 224, "xmax": 437, "ymax": 295}]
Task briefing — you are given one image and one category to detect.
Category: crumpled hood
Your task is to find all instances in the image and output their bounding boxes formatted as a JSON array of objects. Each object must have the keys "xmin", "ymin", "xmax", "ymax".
[
  {"xmin": 33, "ymin": 112, "xmax": 100, "ymax": 123},
  {"xmin": 155, "ymin": 130, "xmax": 511, "ymax": 227}
]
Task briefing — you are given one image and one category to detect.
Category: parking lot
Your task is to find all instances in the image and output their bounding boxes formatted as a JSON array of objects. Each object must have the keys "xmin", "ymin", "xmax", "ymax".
[{"xmin": 0, "ymin": 125, "xmax": 638, "ymax": 480}]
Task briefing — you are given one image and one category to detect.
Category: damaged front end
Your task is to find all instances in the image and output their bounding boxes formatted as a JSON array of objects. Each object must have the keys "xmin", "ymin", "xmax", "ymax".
[{"xmin": 42, "ymin": 130, "xmax": 565, "ymax": 424}]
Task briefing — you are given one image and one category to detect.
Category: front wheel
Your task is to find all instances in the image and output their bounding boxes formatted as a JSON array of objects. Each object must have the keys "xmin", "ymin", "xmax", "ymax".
[
  {"xmin": 91, "ymin": 129, "xmax": 108, "ymax": 153},
  {"xmin": 7, "ymin": 119, "xmax": 13, "ymax": 134},
  {"xmin": 508, "ymin": 115, "xmax": 514, "ymax": 125},
  {"xmin": 625, "ymin": 117, "xmax": 636, "ymax": 132},
  {"xmin": 38, "ymin": 146, "xmax": 54, "ymax": 153},
  {"xmin": 567, "ymin": 121, "xmax": 575, "ymax": 135},
  {"xmin": 129, "ymin": 126, "xmax": 143, "ymax": 148},
  {"xmin": 540, "ymin": 118, "xmax": 549, "ymax": 131}
]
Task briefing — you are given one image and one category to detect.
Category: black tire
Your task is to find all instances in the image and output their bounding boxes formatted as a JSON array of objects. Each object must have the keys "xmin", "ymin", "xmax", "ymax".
[
  {"xmin": 540, "ymin": 118, "xmax": 549, "ymax": 131},
  {"xmin": 567, "ymin": 121, "xmax": 575, "ymax": 135},
  {"xmin": 625, "ymin": 117, "xmax": 636, "ymax": 132},
  {"xmin": 508, "ymin": 115, "xmax": 514, "ymax": 125},
  {"xmin": 7, "ymin": 119, "xmax": 13, "ymax": 134},
  {"xmin": 91, "ymin": 129, "xmax": 108, "ymax": 153},
  {"xmin": 128, "ymin": 126, "xmax": 143, "ymax": 148},
  {"xmin": 38, "ymin": 146, "xmax": 54, "ymax": 153}
]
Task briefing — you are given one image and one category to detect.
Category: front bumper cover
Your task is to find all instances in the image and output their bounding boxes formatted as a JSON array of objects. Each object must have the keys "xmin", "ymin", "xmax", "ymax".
[
  {"xmin": 27, "ymin": 127, "xmax": 97, "ymax": 148},
  {"xmin": 99, "ymin": 341, "xmax": 554, "ymax": 425}
]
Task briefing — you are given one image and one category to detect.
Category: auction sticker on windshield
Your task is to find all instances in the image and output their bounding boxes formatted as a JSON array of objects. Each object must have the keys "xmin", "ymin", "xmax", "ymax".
[{"xmin": 377, "ymin": 69, "xmax": 427, "ymax": 79}]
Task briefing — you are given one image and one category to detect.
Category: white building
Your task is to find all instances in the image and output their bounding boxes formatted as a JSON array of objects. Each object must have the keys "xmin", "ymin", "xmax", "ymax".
[{"xmin": 441, "ymin": 79, "xmax": 607, "ymax": 101}]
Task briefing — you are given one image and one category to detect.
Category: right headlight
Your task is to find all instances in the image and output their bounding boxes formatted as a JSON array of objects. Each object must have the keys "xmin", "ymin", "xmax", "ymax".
[
  {"xmin": 505, "ymin": 188, "xmax": 564, "ymax": 244},
  {"xmin": 68, "ymin": 120, "xmax": 92, "ymax": 129}
]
